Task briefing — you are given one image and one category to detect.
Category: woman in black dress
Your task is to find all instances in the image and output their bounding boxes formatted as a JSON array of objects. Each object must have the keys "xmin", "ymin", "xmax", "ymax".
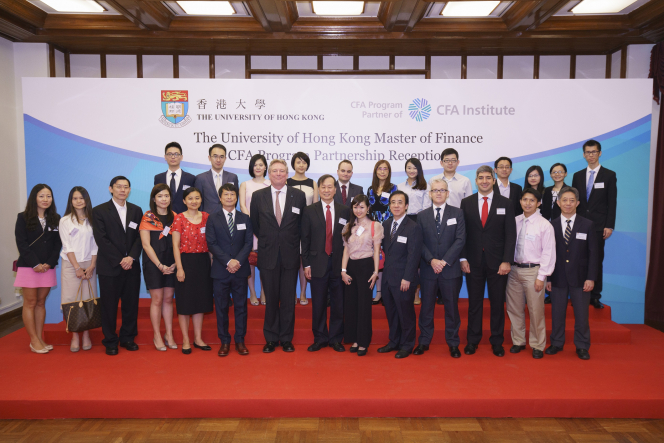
[{"xmin": 541, "ymin": 163, "xmax": 568, "ymax": 221}]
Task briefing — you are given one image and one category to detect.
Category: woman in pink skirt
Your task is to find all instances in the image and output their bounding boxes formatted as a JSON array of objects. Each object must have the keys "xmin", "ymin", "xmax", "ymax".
[{"xmin": 14, "ymin": 184, "xmax": 62, "ymax": 354}]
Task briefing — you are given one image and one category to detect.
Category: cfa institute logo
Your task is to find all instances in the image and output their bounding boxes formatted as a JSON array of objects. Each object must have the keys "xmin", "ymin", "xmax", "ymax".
[
  {"xmin": 159, "ymin": 90, "xmax": 192, "ymax": 128},
  {"xmin": 408, "ymin": 98, "xmax": 431, "ymax": 122}
]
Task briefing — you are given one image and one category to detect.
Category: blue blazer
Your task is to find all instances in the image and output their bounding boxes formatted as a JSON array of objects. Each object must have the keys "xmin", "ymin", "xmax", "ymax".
[
  {"xmin": 417, "ymin": 205, "xmax": 466, "ymax": 280},
  {"xmin": 194, "ymin": 170, "xmax": 239, "ymax": 215},
  {"xmin": 154, "ymin": 170, "xmax": 196, "ymax": 214},
  {"xmin": 381, "ymin": 216, "xmax": 422, "ymax": 287},
  {"xmin": 205, "ymin": 210, "xmax": 253, "ymax": 281}
]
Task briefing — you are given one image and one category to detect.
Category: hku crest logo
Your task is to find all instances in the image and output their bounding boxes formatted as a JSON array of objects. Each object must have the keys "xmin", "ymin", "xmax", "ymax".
[
  {"xmin": 408, "ymin": 98, "xmax": 431, "ymax": 122},
  {"xmin": 159, "ymin": 90, "xmax": 192, "ymax": 128}
]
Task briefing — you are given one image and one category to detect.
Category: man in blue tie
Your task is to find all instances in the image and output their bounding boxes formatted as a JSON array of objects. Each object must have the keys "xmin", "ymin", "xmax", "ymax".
[{"xmin": 153, "ymin": 142, "xmax": 196, "ymax": 214}]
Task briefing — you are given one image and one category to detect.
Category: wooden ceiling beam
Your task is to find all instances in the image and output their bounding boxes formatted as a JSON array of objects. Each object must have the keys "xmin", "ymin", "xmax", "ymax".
[
  {"xmin": 0, "ymin": 0, "xmax": 46, "ymax": 28},
  {"xmin": 502, "ymin": 0, "xmax": 570, "ymax": 32},
  {"xmin": 245, "ymin": 0, "xmax": 297, "ymax": 32},
  {"xmin": 378, "ymin": 0, "xmax": 428, "ymax": 32},
  {"xmin": 103, "ymin": 0, "xmax": 172, "ymax": 30},
  {"xmin": 44, "ymin": 14, "xmax": 140, "ymax": 30},
  {"xmin": 0, "ymin": 8, "xmax": 35, "ymax": 41}
]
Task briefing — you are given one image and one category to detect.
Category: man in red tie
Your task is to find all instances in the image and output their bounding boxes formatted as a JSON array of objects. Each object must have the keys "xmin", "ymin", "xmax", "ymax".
[
  {"xmin": 302, "ymin": 174, "xmax": 352, "ymax": 352},
  {"xmin": 459, "ymin": 165, "xmax": 517, "ymax": 357},
  {"xmin": 334, "ymin": 160, "xmax": 363, "ymax": 207}
]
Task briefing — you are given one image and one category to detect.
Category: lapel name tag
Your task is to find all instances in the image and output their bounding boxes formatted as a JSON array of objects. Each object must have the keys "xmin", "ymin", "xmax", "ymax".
[
  {"xmin": 183, "ymin": 185, "xmax": 190, "ymax": 190},
  {"xmin": 237, "ymin": 223, "xmax": 246, "ymax": 230},
  {"xmin": 397, "ymin": 235, "xmax": 407, "ymax": 244},
  {"xmin": 339, "ymin": 218, "xmax": 347, "ymax": 225},
  {"xmin": 576, "ymin": 233, "xmax": 587, "ymax": 240},
  {"xmin": 381, "ymin": 192, "xmax": 391, "ymax": 199},
  {"xmin": 162, "ymin": 226, "xmax": 170, "ymax": 236},
  {"xmin": 447, "ymin": 218, "xmax": 457, "ymax": 226},
  {"xmin": 200, "ymin": 227, "xmax": 206, "ymax": 234},
  {"xmin": 594, "ymin": 182, "xmax": 604, "ymax": 189},
  {"xmin": 496, "ymin": 208, "xmax": 506, "ymax": 215},
  {"xmin": 128, "ymin": 221, "xmax": 138, "ymax": 230},
  {"xmin": 526, "ymin": 234, "xmax": 536, "ymax": 241},
  {"xmin": 292, "ymin": 207, "xmax": 300, "ymax": 214},
  {"xmin": 356, "ymin": 226, "xmax": 365, "ymax": 236}
]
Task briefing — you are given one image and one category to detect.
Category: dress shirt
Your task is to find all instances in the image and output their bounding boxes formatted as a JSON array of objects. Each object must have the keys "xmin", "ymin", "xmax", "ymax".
[
  {"xmin": 477, "ymin": 191, "xmax": 494, "ymax": 217},
  {"xmin": 430, "ymin": 172, "xmax": 472, "ymax": 208},
  {"xmin": 212, "ymin": 168, "xmax": 224, "ymax": 193},
  {"xmin": 343, "ymin": 217, "xmax": 384, "ymax": 260},
  {"xmin": 397, "ymin": 180, "xmax": 432, "ymax": 214},
  {"xmin": 561, "ymin": 213, "xmax": 577, "ymax": 232},
  {"xmin": 513, "ymin": 212, "xmax": 556, "ymax": 281},
  {"xmin": 112, "ymin": 198, "xmax": 127, "ymax": 231},
  {"xmin": 271, "ymin": 185, "xmax": 287, "ymax": 216},
  {"xmin": 586, "ymin": 165, "xmax": 601, "ymax": 186},
  {"xmin": 432, "ymin": 203, "xmax": 447, "ymax": 220},
  {"xmin": 497, "ymin": 180, "xmax": 511, "ymax": 198},
  {"xmin": 305, "ymin": 200, "xmax": 335, "ymax": 270},
  {"xmin": 390, "ymin": 214, "xmax": 406, "ymax": 236},
  {"xmin": 168, "ymin": 168, "xmax": 182, "ymax": 191},
  {"xmin": 59, "ymin": 215, "xmax": 98, "ymax": 263},
  {"xmin": 222, "ymin": 207, "xmax": 237, "ymax": 266}
]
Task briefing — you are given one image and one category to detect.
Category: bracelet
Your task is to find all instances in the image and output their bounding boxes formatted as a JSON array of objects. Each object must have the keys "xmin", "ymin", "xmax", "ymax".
[
  {"xmin": 74, "ymin": 267, "xmax": 81, "ymax": 271},
  {"xmin": 341, "ymin": 268, "xmax": 347, "ymax": 272},
  {"xmin": 158, "ymin": 263, "xmax": 163, "ymax": 270}
]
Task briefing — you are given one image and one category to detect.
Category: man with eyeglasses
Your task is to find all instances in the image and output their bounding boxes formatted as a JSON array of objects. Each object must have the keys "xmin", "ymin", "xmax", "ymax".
[
  {"xmin": 571, "ymin": 140, "xmax": 617, "ymax": 309},
  {"xmin": 195, "ymin": 144, "xmax": 239, "ymax": 215},
  {"xmin": 154, "ymin": 142, "xmax": 197, "ymax": 214},
  {"xmin": 430, "ymin": 148, "xmax": 472, "ymax": 209},
  {"xmin": 493, "ymin": 157, "xmax": 523, "ymax": 216}
]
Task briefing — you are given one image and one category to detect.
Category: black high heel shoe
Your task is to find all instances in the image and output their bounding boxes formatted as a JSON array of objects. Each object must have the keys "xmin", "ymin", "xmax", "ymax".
[
  {"xmin": 357, "ymin": 347, "xmax": 368, "ymax": 356},
  {"xmin": 350, "ymin": 345, "xmax": 358, "ymax": 353}
]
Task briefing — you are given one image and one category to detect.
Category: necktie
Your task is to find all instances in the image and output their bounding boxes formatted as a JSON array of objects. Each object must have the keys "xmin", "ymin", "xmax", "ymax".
[
  {"xmin": 435, "ymin": 207, "xmax": 441, "ymax": 236},
  {"xmin": 586, "ymin": 170, "xmax": 595, "ymax": 201},
  {"xmin": 342, "ymin": 185, "xmax": 347, "ymax": 205},
  {"xmin": 391, "ymin": 220, "xmax": 398, "ymax": 241},
  {"xmin": 170, "ymin": 172, "xmax": 176, "ymax": 196},
  {"xmin": 481, "ymin": 197, "xmax": 488, "ymax": 227},
  {"xmin": 215, "ymin": 173, "xmax": 221, "ymax": 192},
  {"xmin": 227, "ymin": 212, "xmax": 234, "ymax": 237},
  {"xmin": 564, "ymin": 219, "xmax": 572, "ymax": 245},
  {"xmin": 516, "ymin": 220, "xmax": 526, "ymax": 263},
  {"xmin": 275, "ymin": 191, "xmax": 282, "ymax": 226},
  {"xmin": 325, "ymin": 205, "xmax": 333, "ymax": 256}
]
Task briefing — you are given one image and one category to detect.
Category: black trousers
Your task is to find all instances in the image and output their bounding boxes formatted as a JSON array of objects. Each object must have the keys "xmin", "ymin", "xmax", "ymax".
[
  {"xmin": 344, "ymin": 257, "xmax": 374, "ymax": 348},
  {"xmin": 550, "ymin": 284, "xmax": 591, "ymax": 350},
  {"xmin": 419, "ymin": 275, "xmax": 462, "ymax": 346},
  {"xmin": 382, "ymin": 280, "xmax": 417, "ymax": 352},
  {"xmin": 592, "ymin": 234, "xmax": 606, "ymax": 300},
  {"xmin": 98, "ymin": 267, "xmax": 141, "ymax": 349},
  {"xmin": 260, "ymin": 253, "xmax": 298, "ymax": 343},
  {"xmin": 465, "ymin": 253, "xmax": 507, "ymax": 346},
  {"xmin": 213, "ymin": 276, "xmax": 248, "ymax": 344},
  {"xmin": 310, "ymin": 254, "xmax": 344, "ymax": 344}
]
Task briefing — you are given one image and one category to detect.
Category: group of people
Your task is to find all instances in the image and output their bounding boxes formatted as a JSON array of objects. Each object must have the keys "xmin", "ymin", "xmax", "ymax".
[{"xmin": 15, "ymin": 140, "xmax": 617, "ymax": 361}]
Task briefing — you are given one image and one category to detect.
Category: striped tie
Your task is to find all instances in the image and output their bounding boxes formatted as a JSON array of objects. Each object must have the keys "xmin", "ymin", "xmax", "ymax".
[
  {"xmin": 564, "ymin": 219, "xmax": 571, "ymax": 245},
  {"xmin": 435, "ymin": 208, "xmax": 441, "ymax": 236},
  {"xmin": 228, "ymin": 212, "xmax": 234, "ymax": 237},
  {"xmin": 391, "ymin": 221, "xmax": 398, "ymax": 241}
]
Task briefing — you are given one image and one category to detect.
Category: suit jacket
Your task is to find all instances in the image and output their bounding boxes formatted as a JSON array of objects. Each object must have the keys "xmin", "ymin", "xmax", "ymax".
[
  {"xmin": 334, "ymin": 181, "xmax": 363, "ymax": 207},
  {"xmin": 417, "ymin": 205, "xmax": 466, "ymax": 280},
  {"xmin": 572, "ymin": 167, "xmax": 617, "ymax": 231},
  {"xmin": 301, "ymin": 201, "xmax": 351, "ymax": 278},
  {"xmin": 549, "ymin": 215, "xmax": 599, "ymax": 288},
  {"xmin": 381, "ymin": 216, "xmax": 422, "ymax": 287},
  {"xmin": 206, "ymin": 210, "xmax": 253, "ymax": 281},
  {"xmin": 460, "ymin": 193, "xmax": 517, "ymax": 270},
  {"xmin": 15, "ymin": 212, "xmax": 62, "ymax": 268},
  {"xmin": 92, "ymin": 200, "xmax": 143, "ymax": 277},
  {"xmin": 154, "ymin": 170, "xmax": 196, "ymax": 214},
  {"xmin": 541, "ymin": 184, "xmax": 567, "ymax": 221},
  {"xmin": 493, "ymin": 182, "xmax": 523, "ymax": 216},
  {"xmin": 250, "ymin": 186, "xmax": 306, "ymax": 270},
  {"xmin": 194, "ymin": 169, "xmax": 240, "ymax": 215}
]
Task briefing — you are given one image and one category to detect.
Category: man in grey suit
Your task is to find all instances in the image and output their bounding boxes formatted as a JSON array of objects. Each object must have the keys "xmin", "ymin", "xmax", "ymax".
[
  {"xmin": 194, "ymin": 144, "xmax": 239, "ymax": 215},
  {"xmin": 334, "ymin": 160, "xmax": 363, "ymax": 207},
  {"xmin": 415, "ymin": 178, "xmax": 466, "ymax": 358}
]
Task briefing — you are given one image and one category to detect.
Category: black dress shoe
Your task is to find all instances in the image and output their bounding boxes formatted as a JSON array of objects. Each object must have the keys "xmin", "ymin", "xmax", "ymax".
[
  {"xmin": 307, "ymin": 342, "xmax": 328, "ymax": 352},
  {"xmin": 377, "ymin": 344, "xmax": 397, "ymax": 353},
  {"xmin": 372, "ymin": 298, "xmax": 383, "ymax": 305},
  {"xmin": 449, "ymin": 346, "xmax": 461, "ymax": 358},
  {"xmin": 544, "ymin": 296, "xmax": 552, "ymax": 304},
  {"xmin": 510, "ymin": 345, "xmax": 526, "ymax": 354},
  {"xmin": 464, "ymin": 343, "xmax": 478, "ymax": 355},
  {"xmin": 193, "ymin": 343, "xmax": 212, "ymax": 351},
  {"xmin": 331, "ymin": 342, "xmax": 345, "ymax": 352},
  {"xmin": 263, "ymin": 342, "xmax": 277, "ymax": 353},
  {"xmin": 545, "ymin": 345, "xmax": 563, "ymax": 355},
  {"xmin": 357, "ymin": 347, "xmax": 368, "ymax": 356},
  {"xmin": 413, "ymin": 344, "xmax": 429, "ymax": 355},
  {"xmin": 349, "ymin": 345, "xmax": 358, "ymax": 353},
  {"xmin": 120, "ymin": 342, "xmax": 139, "ymax": 351},
  {"xmin": 492, "ymin": 345, "xmax": 505, "ymax": 357},
  {"xmin": 532, "ymin": 349, "xmax": 544, "ymax": 359},
  {"xmin": 436, "ymin": 297, "xmax": 444, "ymax": 305},
  {"xmin": 282, "ymin": 341, "xmax": 295, "ymax": 352},
  {"xmin": 106, "ymin": 347, "xmax": 118, "ymax": 356},
  {"xmin": 576, "ymin": 348, "xmax": 590, "ymax": 360},
  {"xmin": 395, "ymin": 349, "xmax": 411, "ymax": 359},
  {"xmin": 182, "ymin": 347, "xmax": 192, "ymax": 355},
  {"xmin": 590, "ymin": 299, "xmax": 604, "ymax": 309}
]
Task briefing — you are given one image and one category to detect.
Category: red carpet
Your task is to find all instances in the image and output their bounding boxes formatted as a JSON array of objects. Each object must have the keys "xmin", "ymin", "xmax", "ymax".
[{"xmin": 2, "ymin": 301, "xmax": 663, "ymax": 419}]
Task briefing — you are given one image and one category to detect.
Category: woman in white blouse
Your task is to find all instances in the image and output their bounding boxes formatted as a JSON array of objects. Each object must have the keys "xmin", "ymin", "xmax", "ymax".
[
  {"xmin": 397, "ymin": 158, "xmax": 431, "ymax": 221},
  {"xmin": 59, "ymin": 186, "xmax": 98, "ymax": 353}
]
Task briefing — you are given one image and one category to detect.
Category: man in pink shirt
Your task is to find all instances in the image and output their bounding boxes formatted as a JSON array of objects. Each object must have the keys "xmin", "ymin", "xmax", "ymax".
[{"xmin": 505, "ymin": 188, "xmax": 556, "ymax": 359}]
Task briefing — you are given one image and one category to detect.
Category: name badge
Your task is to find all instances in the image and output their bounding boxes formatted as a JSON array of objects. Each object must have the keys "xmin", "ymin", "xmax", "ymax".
[
  {"xmin": 576, "ymin": 233, "xmax": 587, "ymax": 240},
  {"xmin": 128, "ymin": 221, "xmax": 138, "ymax": 230},
  {"xmin": 292, "ymin": 207, "xmax": 300, "ymax": 214},
  {"xmin": 356, "ymin": 226, "xmax": 365, "ymax": 236},
  {"xmin": 200, "ymin": 227, "xmax": 206, "ymax": 234},
  {"xmin": 497, "ymin": 208, "xmax": 506, "ymax": 215},
  {"xmin": 237, "ymin": 223, "xmax": 246, "ymax": 230},
  {"xmin": 447, "ymin": 218, "xmax": 457, "ymax": 226},
  {"xmin": 162, "ymin": 226, "xmax": 170, "ymax": 237},
  {"xmin": 339, "ymin": 218, "xmax": 347, "ymax": 225},
  {"xmin": 397, "ymin": 236, "xmax": 407, "ymax": 244},
  {"xmin": 381, "ymin": 192, "xmax": 391, "ymax": 199},
  {"xmin": 526, "ymin": 234, "xmax": 536, "ymax": 241},
  {"xmin": 70, "ymin": 228, "xmax": 79, "ymax": 236},
  {"xmin": 183, "ymin": 185, "xmax": 190, "ymax": 190},
  {"xmin": 594, "ymin": 182, "xmax": 604, "ymax": 189}
]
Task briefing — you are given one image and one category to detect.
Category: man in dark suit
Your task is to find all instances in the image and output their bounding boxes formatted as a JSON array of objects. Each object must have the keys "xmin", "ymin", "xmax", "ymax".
[
  {"xmin": 460, "ymin": 165, "xmax": 517, "ymax": 357},
  {"xmin": 302, "ymin": 174, "xmax": 351, "ymax": 352},
  {"xmin": 154, "ymin": 142, "xmax": 196, "ymax": 214},
  {"xmin": 334, "ymin": 159, "xmax": 363, "ymax": 207},
  {"xmin": 92, "ymin": 176, "xmax": 143, "ymax": 356},
  {"xmin": 194, "ymin": 144, "xmax": 239, "ymax": 215},
  {"xmin": 377, "ymin": 191, "xmax": 423, "ymax": 359},
  {"xmin": 571, "ymin": 139, "xmax": 617, "ymax": 309},
  {"xmin": 415, "ymin": 178, "xmax": 466, "ymax": 358},
  {"xmin": 250, "ymin": 159, "xmax": 306, "ymax": 353},
  {"xmin": 206, "ymin": 183, "xmax": 253, "ymax": 357},
  {"xmin": 546, "ymin": 187, "xmax": 598, "ymax": 360},
  {"xmin": 493, "ymin": 157, "xmax": 523, "ymax": 216}
]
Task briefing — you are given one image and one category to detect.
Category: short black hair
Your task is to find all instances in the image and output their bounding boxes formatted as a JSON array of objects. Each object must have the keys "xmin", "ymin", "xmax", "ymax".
[
  {"xmin": 390, "ymin": 190, "xmax": 409, "ymax": 205},
  {"xmin": 165, "ymin": 142, "xmax": 182, "ymax": 154},
  {"xmin": 218, "ymin": 183, "xmax": 238, "ymax": 198},
  {"xmin": 183, "ymin": 186, "xmax": 201, "ymax": 199},
  {"xmin": 317, "ymin": 174, "xmax": 335, "ymax": 188},
  {"xmin": 248, "ymin": 154, "xmax": 268, "ymax": 178},
  {"xmin": 441, "ymin": 148, "xmax": 459, "ymax": 160},
  {"xmin": 521, "ymin": 187, "xmax": 542, "ymax": 202},
  {"xmin": 291, "ymin": 152, "xmax": 311, "ymax": 170},
  {"xmin": 583, "ymin": 139, "xmax": 601, "ymax": 152},
  {"xmin": 494, "ymin": 157, "xmax": 513, "ymax": 168},
  {"xmin": 549, "ymin": 162, "xmax": 567, "ymax": 173},
  {"xmin": 209, "ymin": 144, "xmax": 227, "ymax": 156},
  {"xmin": 110, "ymin": 176, "xmax": 130, "ymax": 187}
]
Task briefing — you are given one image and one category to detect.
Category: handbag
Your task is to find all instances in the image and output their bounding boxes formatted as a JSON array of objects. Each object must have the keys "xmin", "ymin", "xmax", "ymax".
[
  {"xmin": 61, "ymin": 278, "xmax": 101, "ymax": 333},
  {"xmin": 248, "ymin": 251, "xmax": 258, "ymax": 266},
  {"xmin": 371, "ymin": 222, "xmax": 385, "ymax": 270}
]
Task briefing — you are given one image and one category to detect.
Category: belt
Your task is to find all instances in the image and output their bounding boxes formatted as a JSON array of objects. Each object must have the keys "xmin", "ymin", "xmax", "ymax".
[{"xmin": 514, "ymin": 263, "xmax": 540, "ymax": 268}]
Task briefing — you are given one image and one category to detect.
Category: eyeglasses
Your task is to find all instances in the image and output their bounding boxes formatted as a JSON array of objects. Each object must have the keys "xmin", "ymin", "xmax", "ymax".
[
  {"xmin": 430, "ymin": 189, "xmax": 448, "ymax": 194},
  {"xmin": 551, "ymin": 171, "xmax": 566, "ymax": 175},
  {"xmin": 211, "ymin": 155, "xmax": 226, "ymax": 161},
  {"xmin": 165, "ymin": 153, "xmax": 181, "ymax": 158},
  {"xmin": 528, "ymin": 174, "xmax": 540, "ymax": 179},
  {"xmin": 442, "ymin": 159, "xmax": 458, "ymax": 164},
  {"xmin": 496, "ymin": 166, "xmax": 511, "ymax": 170},
  {"xmin": 584, "ymin": 150, "xmax": 600, "ymax": 156}
]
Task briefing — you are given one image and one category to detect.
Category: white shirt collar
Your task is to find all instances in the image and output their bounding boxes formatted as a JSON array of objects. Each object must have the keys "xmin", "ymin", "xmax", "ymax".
[
  {"xmin": 392, "ymin": 214, "xmax": 406, "ymax": 229},
  {"xmin": 433, "ymin": 203, "xmax": 446, "ymax": 212},
  {"xmin": 587, "ymin": 164, "xmax": 601, "ymax": 173},
  {"xmin": 112, "ymin": 198, "xmax": 127, "ymax": 212},
  {"xmin": 479, "ymin": 191, "xmax": 494, "ymax": 200},
  {"xmin": 443, "ymin": 172, "xmax": 459, "ymax": 181},
  {"xmin": 498, "ymin": 180, "xmax": 510, "ymax": 189},
  {"xmin": 211, "ymin": 168, "xmax": 224, "ymax": 177},
  {"xmin": 271, "ymin": 185, "xmax": 287, "ymax": 194},
  {"xmin": 222, "ymin": 207, "xmax": 236, "ymax": 218},
  {"xmin": 168, "ymin": 168, "xmax": 182, "ymax": 177},
  {"xmin": 562, "ymin": 213, "xmax": 577, "ymax": 225}
]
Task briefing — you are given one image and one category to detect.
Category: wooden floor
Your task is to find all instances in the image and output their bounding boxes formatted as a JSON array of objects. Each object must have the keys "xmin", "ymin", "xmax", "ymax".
[{"xmin": 0, "ymin": 418, "xmax": 663, "ymax": 442}]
